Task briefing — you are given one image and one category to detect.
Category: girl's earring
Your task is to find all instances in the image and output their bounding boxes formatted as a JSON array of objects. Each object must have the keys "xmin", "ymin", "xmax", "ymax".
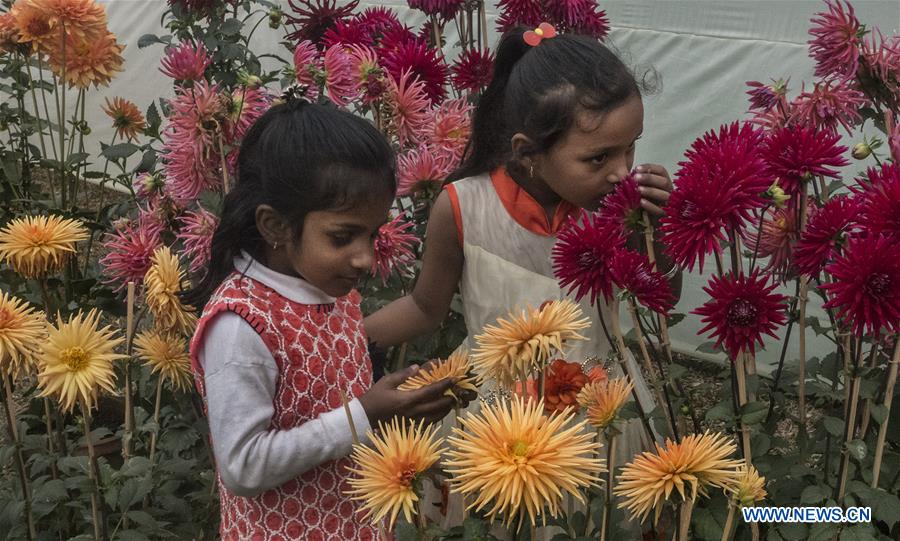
[
  {"xmin": 529, "ymin": 162, "xmax": 535, "ymax": 179},
  {"xmin": 272, "ymin": 241, "xmax": 278, "ymax": 250}
]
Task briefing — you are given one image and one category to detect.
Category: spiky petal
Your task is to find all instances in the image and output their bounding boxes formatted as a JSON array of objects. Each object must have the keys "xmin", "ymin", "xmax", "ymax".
[
  {"xmin": 762, "ymin": 125, "xmax": 848, "ymax": 198},
  {"xmin": 576, "ymin": 377, "xmax": 634, "ymax": 430},
  {"xmin": 160, "ymin": 41, "xmax": 211, "ymax": 82},
  {"xmin": 371, "ymin": 214, "xmax": 419, "ymax": 284},
  {"xmin": 552, "ymin": 210, "xmax": 627, "ymax": 305},
  {"xmin": 0, "ymin": 292, "xmax": 47, "ymax": 379},
  {"xmin": 609, "ymin": 248, "xmax": 675, "ymax": 315},
  {"xmin": 808, "ymin": 0, "xmax": 864, "ymax": 81},
  {"xmin": 0, "ymin": 215, "xmax": 89, "ymax": 279},
  {"xmin": 451, "ymin": 48, "xmax": 494, "ymax": 94},
  {"xmin": 398, "ymin": 348, "xmax": 478, "ymax": 400},
  {"xmin": 856, "ymin": 163, "xmax": 900, "ymax": 243},
  {"xmin": 794, "ymin": 195, "xmax": 861, "ymax": 276}
]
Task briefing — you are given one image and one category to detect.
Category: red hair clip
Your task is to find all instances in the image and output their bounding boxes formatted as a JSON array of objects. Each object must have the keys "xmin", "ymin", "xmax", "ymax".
[{"xmin": 524, "ymin": 22, "xmax": 557, "ymax": 46}]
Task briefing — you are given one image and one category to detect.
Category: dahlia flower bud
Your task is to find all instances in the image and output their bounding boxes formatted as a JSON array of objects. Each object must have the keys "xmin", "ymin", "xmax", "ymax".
[
  {"xmin": 268, "ymin": 7, "xmax": 283, "ymax": 29},
  {"xmin": 851, "ymin": 142, "xmax": 872, "ymax": 160},
  {"xmin": 763, "ymin": 181, "xmax": 791, "ymax": 209}
]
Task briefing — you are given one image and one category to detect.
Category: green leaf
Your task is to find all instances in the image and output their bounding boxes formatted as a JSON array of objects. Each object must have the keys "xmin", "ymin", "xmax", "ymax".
[
  {"xmin": 570, "ymin": 510, "xmax": 587, "ymax": 536},
  {"xmin": 691, "ymin": 507, "xmax": 722, "ymax": 541},
  {"xmin": 705, "ymin": 401, "xmax": 733, "ymax": 422},
  {"xmin": 870, "ymin": 404, "xmax": 888, "ymax": 426},
  {"xmin": 220, "ymin": 18, "xmax": 242, "ymax": 36},
  {"xmin": 33, "ymin": 479, "xmax": 67, "ymax": 502},
  {"xmin": 823, "ymin": 416, "xmax": 845, "ymax": 437},
  {"xmin": 667, "ymin": 363, "xmax": 688, "ymax": 381},
  {"xmin": 137, "ymin": 34, "xmax": 164, "ymax": 49},
  {"xmin": 118, "ymin": 457, "xmax": 151, "ymax": 478},
  {"xmin": 777, "ymin": 522, "xmax": 809, "ymax": 541},
  {"xmin": 696, "ymin": 341, "xmax": 722, "ymax": 354},
  {"xmin": 740, "ymin": 401, "xmax": 768, "ymax": 425},
  {"xmin": 846, "ymin": 439, "xmax": 867, "ymax": 461},
  {"xmin": 667, "ymin": 312, "xmax": 686, "ymax": 326},
  {"xmin": 808, "ymin": 523, "xmax": 839, "ymax": 541},
  {"xmin": 117, "ymin": 530, "xmax": 151, "ymax": 541},
  {"xmin": 875, "ymin": 493, "xmax": 900, "ymax": 530},
  {"xmin": 125, "ymin": 510, "xmax": 158, "ymax": 529},
  {"xmin": 394, "ymin": 520, "xmax": 418, "ymax": 541},
  {"xmin": 800, "ymin": 484, "xmax": 828, "ymax": 504},
  {"xmin": 838, "ymin": 525, "xmax": 878, "ymax": 541},
  {"xmin": 102, "ymin": 143, "xmax": 139, "ymax": 160},
  {"xmin": 145, "ymin": 101, "xmax": 161, "ymax": 136},
  {"xmin": 117, "ymin": 477, "xmax": 152, "ymax": 512}
]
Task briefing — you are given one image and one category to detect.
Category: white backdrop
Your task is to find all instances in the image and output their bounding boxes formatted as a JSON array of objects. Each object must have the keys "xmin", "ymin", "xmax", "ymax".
[{"xmin": 81, "ymin": 0, "xmax": 900, "ymax": 369}]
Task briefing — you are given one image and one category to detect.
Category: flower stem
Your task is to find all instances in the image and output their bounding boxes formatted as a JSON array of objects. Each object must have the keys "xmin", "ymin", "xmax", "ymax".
[
  {"xmin": 734, "ymin": 353, "xmax": 753, "ymax": 466},
  {"xmin": 43, "ymin": 397, "xmax": 59, "ymax": 479},
  {"xmin": 80, "ymin": 398, "xmax": 107, "ymax": 541},
  {"xmin": 608, "ymin": 299, "xmax": 658, "ymax": 444},
  {"xmin": 58, "ymin": 23, "xmax": 68, "ymax": 209},
  {"xmin": 2, "ymin": 374, "xmax": 35, "ymax": 540},
  {"xmin": 148, "ymin": 376, "xmax": 165, "ymax": 465},
  {"xmin": 600, "ymin": 432, "xmax": 616, "ymax": 541},
  {"xmin": 720, "ymin": 504, "xmax": 736, "ymax": 541},
  {"xmin": 797, "ymin": 275, "xmax": 809, "ymax": 457},
  {"xmin": 122, "ymin": 283, "xmax": 136, "ymax": 463},
  {"xmin": 836, "ymin": 335, "xmax": 862, "ymax": 503},
  {"xmin": 871, "ymin": 339, "xmax": 900, "ymax": 488},
  {"xmin": 627, "ymin": 299, "xmax": 677, "ymax": 439},
  {"xmin": 217, "ymin": 133, "xmax": 231, "ymax": 193},
  {"xmin": 678, "ymin": 497, "xmax": 694, "ymax": 541}
]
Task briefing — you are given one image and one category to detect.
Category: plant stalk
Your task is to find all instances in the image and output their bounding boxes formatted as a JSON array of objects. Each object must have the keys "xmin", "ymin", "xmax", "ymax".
[
  {"xmin": 871, "ymin": 339, "xmax": 900, "ymax": 488},
  {"xmin": 2, "ymin": 374, "xmax": 35, "ymax": 540}
]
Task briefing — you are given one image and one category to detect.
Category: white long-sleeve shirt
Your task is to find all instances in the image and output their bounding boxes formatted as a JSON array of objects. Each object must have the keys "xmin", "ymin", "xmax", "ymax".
[{"xmin": 196, "ymin": 253, "xmax": 372, "ymax": 497}]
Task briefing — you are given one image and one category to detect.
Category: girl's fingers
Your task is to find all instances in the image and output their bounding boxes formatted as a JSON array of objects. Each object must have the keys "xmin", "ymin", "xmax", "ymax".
[
  {"xmin": 638, "ymin": 186, "xmax": 670, "ymax": 204},
  {"xmin": 641, "ymin": 199, "xmax": 666, "ymax": 217}
]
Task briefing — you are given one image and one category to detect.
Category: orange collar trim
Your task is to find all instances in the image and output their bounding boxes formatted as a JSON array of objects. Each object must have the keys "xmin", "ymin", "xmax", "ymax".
[{"xmin": 490, "ymin": 167, "xmax": 576, "ymax": 237}]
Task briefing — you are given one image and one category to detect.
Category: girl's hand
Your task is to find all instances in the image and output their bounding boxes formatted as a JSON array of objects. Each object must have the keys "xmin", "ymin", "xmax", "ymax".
[
  {"xmin": 359, "ymin": 365, "xmax": 457, "ymax": 425},
  {"xmin": 634, "ymin": 164, "xmax": 673, "ymax": 217}
]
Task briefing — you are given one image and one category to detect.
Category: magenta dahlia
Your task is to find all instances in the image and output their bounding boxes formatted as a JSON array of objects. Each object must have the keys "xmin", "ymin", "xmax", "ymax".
[
  {"xmin": 821, "ymin": 233, "xmax": 900, "ymax": 335},
  {"xmin": 160, "ymin": 41, "xmax": 211, "ymax": 82},
  {"xmin": 322, "ymin": 19, "xmax": 374, "ymax": 49},
  {"xmin": 552, "ymin": 210, "xmax": 628, "ymax": 305},
  {"xmin": 285, "ymin": 0, "xmax": 358, "ymax": 46},
  {"xmin": 693, "ymin": 269, "xmax": 788, "ymax": 359},
  {"xmin": 659, "ymin": 122, "xmax": 770, "ymax": 271},
  {"xmin": 347, "ymin": 45, "xmax": 386, "ymax": 104},
  {"xmin": 742, "ymin": 206, "xmax": 802, "ymax": 281},
  {"xmin": 808, "ymin": 0, "xmax": 864, "ymax": 81},
  {"xmin": 495, "ymin": 0, "xmax": 543, "ymax": 33},
  {"xmin": 99, "ymin": 215, "xmax": 163, "ymax": 292},
  {"xmin": 856, "ymin": 163, "xmax": 900, "ymax": 242},
  {"xmin": 886, "ymin": 110, "xmax": 900, "ymax": 162},
  {"xmin": 451, "ymin": 48, "xmax": 494, "ymax": 94},
  {"xmin": 762, "ymin": 125, "xmax": 848, "ymax": 197},
  {"xmin": 597, "ymin": 172, "xmax": 643, "ymax": 236},
  {"xmin": 407, "ymin": 0, "xmax": 465, "ymax": 20},
  {"xmin": 371, "ymin": 214, "xmax": 420, "ymax": 284},
  {"xmin": 609, "ymin": 248, "xmax": 675, "ymax": 315},
  {"xmin": 380, "ymin": 38, "xmax": 448, "ymax": 104},
  {"xmin": 745, "ymin": 79, "xmax": 789, "ymax": 112},
  {"xmin": 546, "ymin": 0, "xmax": 610, "ymax": 38},
  {"xmin": 794, "ymin": 195, "xmax": 861, "ymax": 276}
]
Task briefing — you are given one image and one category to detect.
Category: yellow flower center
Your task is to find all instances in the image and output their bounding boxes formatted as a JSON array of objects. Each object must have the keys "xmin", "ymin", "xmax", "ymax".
[
  {"xmin": 510, "ymin": 439, "xmax": 529, "ymax": 458},
  {"xmin": 61, "ymin": 346, "xmax": 89, "ymax": 371}
]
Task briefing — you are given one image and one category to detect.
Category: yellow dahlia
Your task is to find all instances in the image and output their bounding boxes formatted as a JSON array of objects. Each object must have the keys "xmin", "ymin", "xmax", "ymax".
[
  {"xmin": 615, "ymin": 431, "xmax": 742, "ymax": 523},
  {"xmin": 0, "ymin": 291, "xmax": 47, "ymax": 379},
  {"xmin": 48, "ymin": 30, "xmax": 123, "ymax": 88},
  {"xmin": 576, "ymin": 377, "xmax": 634, "ymax": 431},
  {"xmin": 102, "ymin": 97, "xmax": 146, "ymax": 141},
  {"xmin": 472, "ymin": 299, "xmax": 590, "ymax": 387},
  {"xmin": 133, "ymin": 330, "xmax": 192, "ymax": 392},
  {"xmin": 0, "ymin": 214, "xmax": 89, "ymax": 279},
  {"xmin": 144, "ymin": 246, "xmax": 197, "ymax": 335},
  {"xmin": 445, "ymin": 395, "xmax": 603, "ymax": 529},
  {"xmin": 346, "ymin": 417, "xmax": 442, "ymax": 528},
  {"xmin": 37, "ymin": 309, "xmax": 122, "ymax": 413},
  {"xmin": 730, "ymin": 464, "xmax": 766, "ymax": 507},
  {"xmin": 397, "ymin": 348, "xmax": 478, "ymax": 401}
]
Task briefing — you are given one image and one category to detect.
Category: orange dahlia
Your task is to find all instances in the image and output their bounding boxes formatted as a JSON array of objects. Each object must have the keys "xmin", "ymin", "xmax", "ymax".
[
  {"xmin": 48, "ymin": 30, "xmax": 123, "ymax": 88},
  {"xmin": 0, "ymin": 214, "xmax": 89, "ymax": 279},
  {"xmin": 576, "ymin": 377, "xmax": 634, "ymax": 430},
  {"xmin": 0, "ymin": 13, "xmax": 21, "ymax": 53},
  {"xmin": 543, "ymin": 358, "xmax": 588, "ymax": 414},
  {"xmin": 30, "ymin": 0, "xmax": 106, "ymax": 43},
  {"xmin": 102, "ymin": 97, "xmax": 145, "ymax": 141},
  {"xmin": 10, "ymin": 0, "xmax": 55, "ymax": 48},
  {"xmin": 0, "ymin": 291, "xmax": 47, "ymax": 379},
  {"xmin": 397, "ymin": 348, "xmax": 477, "ymax": 401}
]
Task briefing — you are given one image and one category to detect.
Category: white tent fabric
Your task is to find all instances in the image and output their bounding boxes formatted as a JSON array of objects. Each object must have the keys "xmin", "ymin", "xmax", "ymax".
[{"xmin": 81, "ymin": 0, "xmax": 900, "ymax": 369}]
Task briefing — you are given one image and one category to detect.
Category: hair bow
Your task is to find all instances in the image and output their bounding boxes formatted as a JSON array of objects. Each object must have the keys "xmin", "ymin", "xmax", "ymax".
[{"xmin": 524, "ymin": 22, "xmax": 557, "ymax": 46}]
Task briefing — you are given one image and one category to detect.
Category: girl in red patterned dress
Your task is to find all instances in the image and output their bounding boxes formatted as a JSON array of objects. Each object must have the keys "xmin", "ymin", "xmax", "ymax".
[{"xmin": 184, "ymin": 101, "xmax": 458, "ymax": 541}]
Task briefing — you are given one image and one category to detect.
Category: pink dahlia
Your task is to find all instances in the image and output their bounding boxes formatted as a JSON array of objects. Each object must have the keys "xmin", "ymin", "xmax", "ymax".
[
  {"xmin": 794, "ymin": 195, "xmax": 861, "ymax": 276},
  {"xmin": 742, "ymin": 206, "xmax": 802, "ymax": 281},
  {"xmin": 160, "ymin": 41, "xmax": 211, "ymax": 82},
  {"xmin": 860, "ymin": 30, "xmax": 900, "ymax": 106},
  {"xmin": 424, "ymin": 98, "xmax": 472, "ymax": 163},
  {"xmin": 609, "ymin": 248, "xmax": 675, "ymax": 315},
  {"xmin": 597, "ymin": 172, "xmax": 643, "ymax": 236},
  {"xmin": 552, "ymin": 210, "xmax": 628, "ymax": 305},
  {"xmin": 292, "ymin": 40, "xmax": 322, "ymax": 102},
  {"xmin": 384, "ymin": 69, "xmax": 430, "ymax": 147},
  {"xmin": 745, "ymin": 79, "xmax": 789, "ymax": 112},
  {"xmin": 407, "ymin": 0, "xmax": 465, "ymax": 20},
  {"xmin": 808, "ymin": 0, "xmax": 864, "ymax": 81},
  {"xmin": 286, "ymin": 0, "xmax": 358, "ymax": 45},
  {"xmin": 162, "ymin": 80, "xmax": 226, "ymax": 201},
  {"xmin": 177, "ymin": 207, "xmax": 219, "ymax": 274},
  {"xmin": 99, "ymin": 215, "xmax": 163, "ymax": 292},
  {"xmin": 821, "ymin": 234, "xmax": 900, "ymax": 335},
  {"xmin": 659, "ymin": 122, "xmax": 770, "ymax": 271},
  {"xmin": 856, "ymin": 163, "xmax": 900, "ymax": 242},
  {"xmin": 451, "ymin": 48, "xmax": 494, "ymax": 94},
  {"xmin": 224, "ymin": 86, "xmax": 271, "ymax": 142},
  {"xmin": 322, "ymin": 43, "xmax": 358, "ymax": 106},
  {"xmin": 133, "ymin": 172, "xmax": 165, "ymax": 204},
  {"xmin": 886, "ymin": 110, "xmax": 900, "ymax": 162},
  {"xmin": 371, "ymin": 214, "xmax": 420, "ymax": 284},
  {"xmin": 789, "ymin": 79, "xmax": 868, "ymax": 135},
  {"xmin": 693, "ymin": 269, "xmax": 788, "ymax": 359},
  {"xmin": 496, "ymin": 0, "xmax": 543, "ymax": 32},
  {"xmin": 380, "ymin": 38, "xmax": 448, "ymax": 104},
  {"xmin": 762, "ymin": 125, "xmax": 848, "ymax": 197},
  {"xmin": 397, "ymin": 145, "xmax": 454, "ymax": 196},
  {"xmin": 348, "ymin": 45, "xmax": 387, "ymax": 104}
]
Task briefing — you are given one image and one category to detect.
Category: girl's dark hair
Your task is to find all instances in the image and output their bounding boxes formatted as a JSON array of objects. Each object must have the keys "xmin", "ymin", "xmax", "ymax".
[
  {"xmin": 449, "ymin": 28, "xmax": 642, "ymax": 182},
  {"xmin": 182, "ymin": 101, "xmax": 396, "ymax": 309}
]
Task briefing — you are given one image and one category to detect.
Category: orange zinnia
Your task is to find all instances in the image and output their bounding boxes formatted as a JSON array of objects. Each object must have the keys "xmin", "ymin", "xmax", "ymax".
[
  {"xmin": 543, "ymin": 359, "xmax": 588, "ymax": 414},
  {"xmin": 102, "ymin": 97, "xmax": 146, "ymax": 141}
]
